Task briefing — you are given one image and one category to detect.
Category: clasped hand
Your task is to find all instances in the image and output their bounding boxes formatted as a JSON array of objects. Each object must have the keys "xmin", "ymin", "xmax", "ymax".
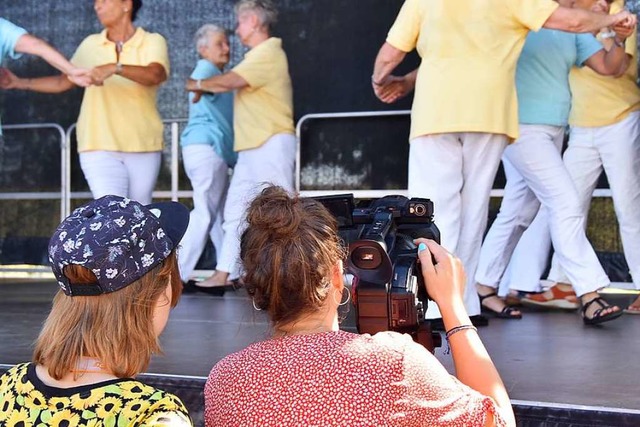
[
  {"xmin": 372, "ymin": 75, "xmax": 411, "ymax": 104},
  {"xmin": 612, "ymin": 10, "xmax": 637, "ymax": 29}
]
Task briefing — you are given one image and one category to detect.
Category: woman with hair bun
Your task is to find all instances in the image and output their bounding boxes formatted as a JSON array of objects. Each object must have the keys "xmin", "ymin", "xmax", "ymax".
[{"xmin": 204, "ymin": 185, "xmax": 515, "ymax": 427}]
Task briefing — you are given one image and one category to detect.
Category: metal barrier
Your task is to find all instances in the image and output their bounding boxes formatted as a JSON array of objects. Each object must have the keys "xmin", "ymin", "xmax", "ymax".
[
  {"xmin": 295, "ymin": 110, "xmax": 613, "ymax": 199},
  {"xmin": 2, "ymin": 114, "xmax": 615, "ymax": 218},
  {"xmin": 295, "ymin": 110, "xmax": 412, "ymax": 198},
  {"xmin": 63, "ymin": 119, "xmax": 192, "ymax": 217},
  {"xmin": 0, "ymin": 123, "xmax": 67, "ymax": 221},
  {"xmin": 1, "ymin": 114, "xmax": 616, "ymax": 274}
]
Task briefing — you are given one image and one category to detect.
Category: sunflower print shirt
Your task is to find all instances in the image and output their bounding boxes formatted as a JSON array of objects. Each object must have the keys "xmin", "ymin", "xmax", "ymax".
[{"xmin": 0, "ymin": 363, "xmax": 193, "ymax": 427}]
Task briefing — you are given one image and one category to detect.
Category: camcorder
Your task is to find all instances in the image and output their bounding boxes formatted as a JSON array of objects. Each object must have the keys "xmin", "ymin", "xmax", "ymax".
[{"xmin": 315, "ymin": 194, "xmax": 442, "ymax": 353}]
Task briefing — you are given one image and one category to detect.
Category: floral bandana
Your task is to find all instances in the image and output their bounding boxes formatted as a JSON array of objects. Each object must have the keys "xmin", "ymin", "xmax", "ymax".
[{"xmin": 48, "ymin": 195, "xmax": 189, "ymax": 296}]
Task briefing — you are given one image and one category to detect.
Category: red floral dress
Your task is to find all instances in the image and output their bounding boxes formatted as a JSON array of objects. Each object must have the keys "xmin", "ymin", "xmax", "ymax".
[{"xmin": 204, "ymin": 330, "xmax": 506, "ymax": 426}]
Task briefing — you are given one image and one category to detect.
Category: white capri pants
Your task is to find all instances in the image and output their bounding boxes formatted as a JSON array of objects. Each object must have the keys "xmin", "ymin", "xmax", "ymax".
[
  {"xmin": 178, "ymin": 144, "xmax": 229, "ymax": 282},
  {"xmin": 503, "ymin": 111, "xmax": 640, "ymax": 292},
  {"xmin": 216, "ymin": 133, "xmax": 296, "ymax": 278},
  {"xmin": 409, "ymin": 132, "xmax": 508, "ymax": 317},
  {"xmin": 475, "ymin": 124, "xmax": 609, "ymax": 298},
  {"xmin": 79, "ymin": 150, "xmax": 161, "ymax": 205}
]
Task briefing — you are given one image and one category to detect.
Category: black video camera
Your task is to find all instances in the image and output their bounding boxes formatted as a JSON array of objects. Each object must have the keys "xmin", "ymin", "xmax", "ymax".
[{"xmin": 314, "ymin": 194, "xmax": 442, "ymax": 352}]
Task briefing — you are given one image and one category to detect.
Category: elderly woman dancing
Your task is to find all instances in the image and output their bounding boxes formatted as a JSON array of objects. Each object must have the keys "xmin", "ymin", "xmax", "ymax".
[
  {"xmin": 1, "ymin": 0, "xmax": 169, "ymax": 205},
  {"xmin": 179, "ymin": 24, "xmax": 236, "ymax": 287},
  {"xmin": 186, "ymin": 0, "xmax": 295, "ymax": 291}
]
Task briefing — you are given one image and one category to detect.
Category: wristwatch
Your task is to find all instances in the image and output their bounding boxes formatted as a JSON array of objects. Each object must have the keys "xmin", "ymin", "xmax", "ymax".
[
  {"xmin": 115, "ymin": 62, "xmax": 124, "ymax": 75},
  {"xmin": 613, "ymin": 37, "xmax": 625, "ymax": 48}
]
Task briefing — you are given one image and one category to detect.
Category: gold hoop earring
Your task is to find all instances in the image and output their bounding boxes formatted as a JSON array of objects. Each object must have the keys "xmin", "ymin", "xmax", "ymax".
[{"xmin": 333, "ymin": 287, "xmax": 351, "ymax": 306}]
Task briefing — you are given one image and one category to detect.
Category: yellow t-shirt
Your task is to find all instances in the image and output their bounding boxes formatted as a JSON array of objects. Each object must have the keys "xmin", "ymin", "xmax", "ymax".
[
  {"xmin": 232, "ymin": 37, "xmax": 294, "ymax": 151},
  {"xmin": 569, "ymin": 1, "xmax": 640, "ymax": 128},
  {"xmin": 386, "ymin": 0, "xmax": 559, "ymax": 140},
  {"xmin": 71, "ymin": 28, "xmax": 170, "ymax": 153}
]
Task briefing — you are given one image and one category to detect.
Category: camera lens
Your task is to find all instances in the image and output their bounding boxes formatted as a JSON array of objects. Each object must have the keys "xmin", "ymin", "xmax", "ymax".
[{"xmin": 413, "ymin": 203, "xmax": 427, "ymax": 216}]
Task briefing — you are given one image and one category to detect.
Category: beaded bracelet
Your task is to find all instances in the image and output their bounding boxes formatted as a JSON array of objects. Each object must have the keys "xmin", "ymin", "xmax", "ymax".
[
  {"xmin": 446, "ymin": 324, "xmax": 477, "ymax": 339},
  {"xmin": 443, "ymin": 324, "xmax": 477, "ymax": 354}
]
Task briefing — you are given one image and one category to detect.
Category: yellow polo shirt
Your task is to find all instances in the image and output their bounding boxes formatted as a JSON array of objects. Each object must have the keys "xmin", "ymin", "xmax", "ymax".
[
  {"xmin": 387, "ymin": 0, "xmax": 559, "ymax": 140},
  {"xmin": 71, "ymin": 28, "xmax": 170, "ymax": 153},
  {"xmin": 232, "ymin": 37, "xmax": 294, "ymax": 151},
  {"xmin": 569, "ymin": 1, "xmax": 640, "ymax": 127}
]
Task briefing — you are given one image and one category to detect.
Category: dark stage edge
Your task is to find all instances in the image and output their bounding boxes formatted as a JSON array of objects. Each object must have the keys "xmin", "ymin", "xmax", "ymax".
[{"xmin": 1, "ymin": 279, "xmax": 640, "ymax": 426}]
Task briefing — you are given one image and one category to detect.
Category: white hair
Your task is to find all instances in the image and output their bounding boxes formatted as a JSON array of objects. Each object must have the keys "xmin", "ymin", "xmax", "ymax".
[
  {"xmin": 235, "ymin": 0, "xmax": 278, "ymax": 28},
  {"xmin": 194, "ymin": 24, "xmax": 227, "ymax": 50}
]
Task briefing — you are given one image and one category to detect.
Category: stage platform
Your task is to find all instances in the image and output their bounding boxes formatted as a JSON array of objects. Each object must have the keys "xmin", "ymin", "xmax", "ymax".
[{"xmin": 1, "ymin": 279, "xmax": 639, "ymax": 426}]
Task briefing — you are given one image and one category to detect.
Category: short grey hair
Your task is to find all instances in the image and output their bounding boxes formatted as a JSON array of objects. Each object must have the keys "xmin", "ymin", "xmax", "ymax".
[
  {"xmin": 235, "ymin": 0, "xmax": 278, "ymax": 28},
  {"xmin": 194, "ymin": 24, "xmax": 227, "ymax": 50}
]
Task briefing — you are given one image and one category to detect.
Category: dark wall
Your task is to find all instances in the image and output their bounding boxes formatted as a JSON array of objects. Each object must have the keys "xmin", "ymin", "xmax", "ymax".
[
  {"xmin": 1, "ymin": 1, "xmax": 418, "ymax": 128},
  {"xmin": 0, "ymin": 1, "xmax": 420, "ymax": 257}
]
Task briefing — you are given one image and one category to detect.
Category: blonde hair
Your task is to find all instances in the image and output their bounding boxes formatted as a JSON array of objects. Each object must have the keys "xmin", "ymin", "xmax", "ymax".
[
  {"xmin": 33, "ymin": 251, "xmax": 181, "ymax": 380},
  {"xmin": 235, "ymin": 0, "xmax": 278, "ymax": 29}
]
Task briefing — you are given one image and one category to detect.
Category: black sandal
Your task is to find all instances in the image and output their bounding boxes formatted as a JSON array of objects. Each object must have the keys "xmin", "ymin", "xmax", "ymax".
[
  {"xmin": 580, "ymin": 297, "xmax": 623, "ymax": 326},
  {"xmin": 479, "ymin": 292, "xmax": 522, "ymax": 319}
]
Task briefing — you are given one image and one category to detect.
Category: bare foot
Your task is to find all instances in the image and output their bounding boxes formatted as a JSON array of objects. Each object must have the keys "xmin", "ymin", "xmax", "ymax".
[
  {"xmin": 625, "ymin": 294, "xmax": 640, "ymax": 314},
  {"xmin": 477, "ymin": 283, "xmax": 522, "ymax": 318},
  {"xmin": 195, "ymin": 270, "xmax": 230, "ymax": 288}
]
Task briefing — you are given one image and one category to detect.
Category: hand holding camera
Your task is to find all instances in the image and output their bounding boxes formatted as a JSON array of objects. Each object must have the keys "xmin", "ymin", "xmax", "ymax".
[{"xmin": 414, "ymin": 238, "xmax": 467, "ymax": 311}]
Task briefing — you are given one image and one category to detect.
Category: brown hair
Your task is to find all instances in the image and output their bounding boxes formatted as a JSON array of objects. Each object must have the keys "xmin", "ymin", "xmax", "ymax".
[
  {"xmin": 33, "ymin": 250, "xmax": 181, "ymax": 380},
  {"xmin": 241, "ymin": 186, "xmax": 346, "ymax": 327}
]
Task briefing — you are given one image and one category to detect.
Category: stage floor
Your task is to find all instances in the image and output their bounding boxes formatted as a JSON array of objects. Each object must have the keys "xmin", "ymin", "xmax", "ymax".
[{"xmin": 1, "ymin": 279, "xmax": 640, "ymax": 425}]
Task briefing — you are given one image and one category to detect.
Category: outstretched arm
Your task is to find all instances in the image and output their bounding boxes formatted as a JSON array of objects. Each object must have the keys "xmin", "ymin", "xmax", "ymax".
[
  {"xmin": 185, "ymin": 71, "xmax": 247, "ymax": 103},
  {"xmin": 89, "ymin": 62, "xmax": 167, "ymax": 87},
  {"xmin": 15, "ymin": 34, "xmax": 75, "ymax": 75},
  {"xmin": 13, "ymin": 34, "xmax": 91, "ymax": 87},
  {"xmin": 544, "ymin": 7, "xmax": 636, "ymax": 34},
  {"xmin": 0, "ymin": 67, "xmax": 75, "ymax": 93}
]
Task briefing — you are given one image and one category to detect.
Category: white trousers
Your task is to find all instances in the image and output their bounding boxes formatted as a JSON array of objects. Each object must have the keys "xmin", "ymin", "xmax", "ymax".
[
  {"xmin": 409, "ymin": 132, "xmax": 507, "ymax": 316},
  {"xmin": 178, "ymin": 144, "xmax": 229, "ymax": 282},
  {"xmin": 504, "ymin": 111, "xmax": 640, "ymax": 291},
  {"xmin": 216, "ymin": 133, "xmax": 296, "ymax": 278},
  {"xmin": 79, "ymin": 150, "xmax": 161, "ymax": 205},
  {"xmin": 476, "ymin": 124, "xmax": 609, "ymax": 297}
]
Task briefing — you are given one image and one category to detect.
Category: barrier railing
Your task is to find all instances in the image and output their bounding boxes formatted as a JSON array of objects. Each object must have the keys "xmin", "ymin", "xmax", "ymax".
[
  {"xmin": 295, "ymin": 110, "xmax": 614, "ymax": 199},
  {"xmin": 0, "ymin": 123, "xmax": 67, "ymax": 221},
  {"xmin": 63, "ymin": 119, "xmax": 192, "ymax": 217},
  {"xmin": 1, "ymin": 115, "xmax": 616, "ymax": 275},
  {"xmin": 2, "ymin": 115, "xmax": 615, "ymax": 218},
  {"xmin": 296, "ymin": 110, "xmax": 412, "ymax": 198}
]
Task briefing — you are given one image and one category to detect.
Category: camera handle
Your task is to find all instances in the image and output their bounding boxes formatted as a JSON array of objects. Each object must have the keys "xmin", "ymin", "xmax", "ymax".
[{"xmin": 413, "ymin": 323, "xmax": 442, "ymax": 354}]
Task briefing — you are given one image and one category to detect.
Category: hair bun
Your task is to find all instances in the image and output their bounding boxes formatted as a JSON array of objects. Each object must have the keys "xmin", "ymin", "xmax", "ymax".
[{"xmin": 246, "ymin": 187, "xmax": 301, "ymax": 238}]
